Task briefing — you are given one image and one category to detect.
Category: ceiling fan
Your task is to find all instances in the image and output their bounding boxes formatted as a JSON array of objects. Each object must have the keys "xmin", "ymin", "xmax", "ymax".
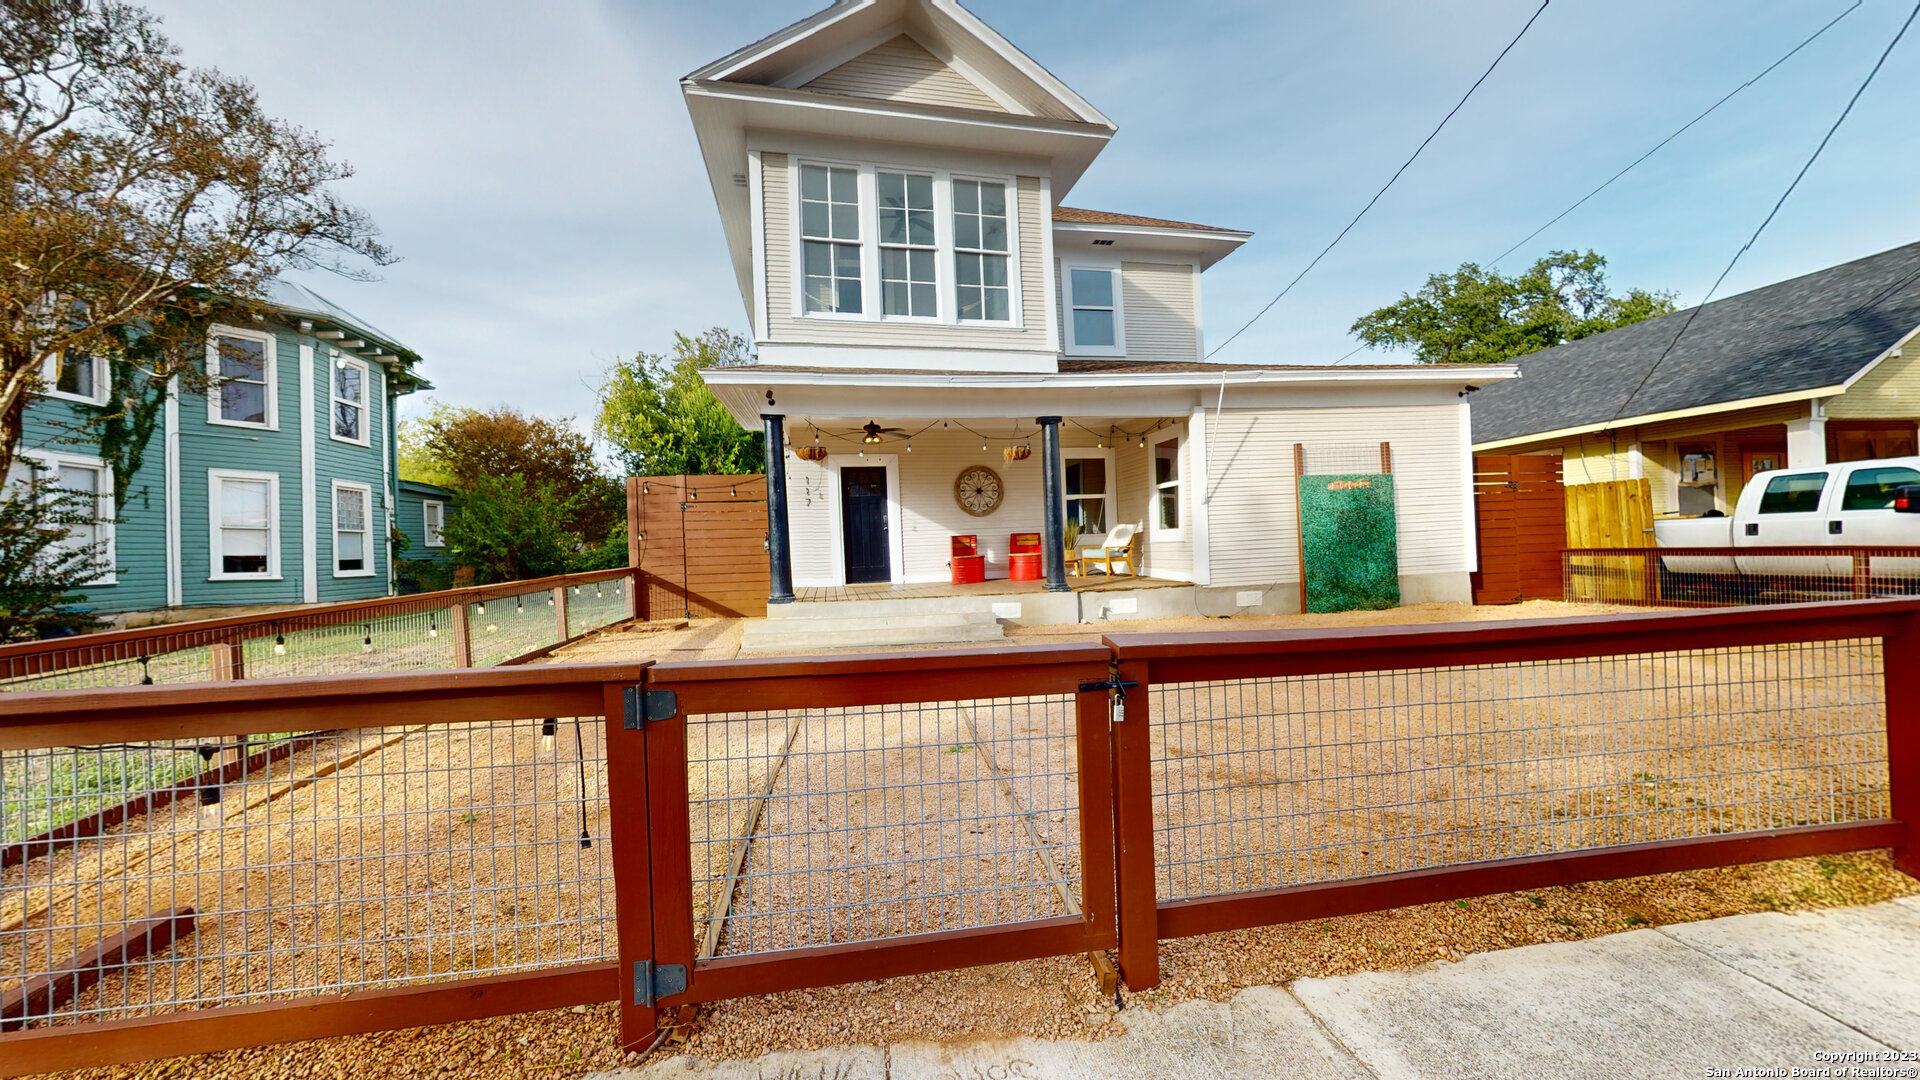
[{"xmin": 859, "ymin": 420, "xmax": 907, "ymax": 444}]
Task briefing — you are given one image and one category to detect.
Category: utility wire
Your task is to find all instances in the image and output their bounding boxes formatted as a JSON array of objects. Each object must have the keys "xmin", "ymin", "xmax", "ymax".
[
  {"xmin": 1610, "ymin": 0, "xmax": 1920, "ymax": 424},
  {"xmin": 1206, "ymin": 0, "xmax": 1550, "ymax": 361},
  {"xmin": 1487, "ymin": 1, "xmax": 1861, "ymax": 268}
]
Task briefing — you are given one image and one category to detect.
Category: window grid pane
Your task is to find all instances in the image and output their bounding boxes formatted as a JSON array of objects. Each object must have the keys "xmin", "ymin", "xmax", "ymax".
[
  {"xmin": 214, "ymin": 336, "xmax": 269, "ymax": 424},
  {"xmin": 879, "ymin": 170, "xmax": 937, "ymax": 317},
  {"xmin": 801, "ymin": 164, "xmax": 863, "ymax": 315},
  {"xmin": 336, "ymin": 488, "xmax": 368, "ymax": 571},
  {"xmin": 954, "ymin": 179, "xmax": 1011, "ymax": 322}
]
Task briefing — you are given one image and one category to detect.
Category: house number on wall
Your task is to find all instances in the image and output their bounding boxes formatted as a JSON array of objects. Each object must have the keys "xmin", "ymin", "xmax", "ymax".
[{"xmin": 955, "ymin": 465, "xmax": 1003, "ymax": 516}]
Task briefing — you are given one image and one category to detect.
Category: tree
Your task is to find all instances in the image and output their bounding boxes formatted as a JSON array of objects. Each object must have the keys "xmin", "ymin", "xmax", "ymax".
[
  {"xmin": 440, "ymin": 474, "xmax": 582, "ymax": 584},
  {"xmin": 0, "ymin": 477, "xmax": 110, "ymax": 641},
  {"xmin": 1349, "ymin": 250, "xmax": 1677, "ymax": 365},
  {"xmin": 596, "ymin": 328, "xmax": 763, "ymax": 477},
  {"xmin": 404, "ymin": 402, "xmax": 620, "ymax": 540},
  {"xmin": 1, "ymin": 0, "xmax": 391, "ymax": 483}
]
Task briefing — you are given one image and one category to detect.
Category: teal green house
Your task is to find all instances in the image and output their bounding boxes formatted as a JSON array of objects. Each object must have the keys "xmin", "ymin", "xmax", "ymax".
[
  {"xmin": 395, "ymin": 479, "xmax": 456, "ymax": 592},
  {"xmin": 12, "ymin": 282, "xmax": 429, "ymax": 615}
]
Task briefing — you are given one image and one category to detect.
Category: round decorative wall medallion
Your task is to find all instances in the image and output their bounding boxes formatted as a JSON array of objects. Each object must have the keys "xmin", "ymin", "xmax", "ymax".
[{"xmin": 955, "ymin": 465, "xmax": 1003, "ymax": 517}]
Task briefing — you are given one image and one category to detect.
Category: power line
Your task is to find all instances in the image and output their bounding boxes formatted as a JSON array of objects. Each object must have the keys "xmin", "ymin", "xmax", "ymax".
[
  {"xmin": 1610, "ymin": 0, "xmax": 1920, "ymax": 424},
  {"xmin": 1487, "ymin": 1, "xmax": 1861, "ymax": 268},
  {"xmin": 1205, "ymin": 0, "xmax": 1551, "ymax": 361}
]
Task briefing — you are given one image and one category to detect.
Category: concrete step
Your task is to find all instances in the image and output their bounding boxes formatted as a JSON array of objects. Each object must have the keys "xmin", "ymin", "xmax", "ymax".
[
  {"xmin": 769, "ymin": 595, "xmax": 1015, "ymax": 619},
  {"xmin": 739, "ymin": 611, "xmax": 1007, "ymax": 654}
]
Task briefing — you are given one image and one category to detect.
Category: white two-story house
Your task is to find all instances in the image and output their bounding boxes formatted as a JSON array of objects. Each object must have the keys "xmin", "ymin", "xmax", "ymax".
[{"xmin": 683, "ymin": 0, "xmax": 1516, "ymax": 630}]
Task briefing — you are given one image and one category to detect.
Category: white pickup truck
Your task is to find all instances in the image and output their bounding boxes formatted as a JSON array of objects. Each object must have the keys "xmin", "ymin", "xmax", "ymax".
[{"xmin": 1653, "ymin": 456, "xmax": 1920, "ymax": 583}]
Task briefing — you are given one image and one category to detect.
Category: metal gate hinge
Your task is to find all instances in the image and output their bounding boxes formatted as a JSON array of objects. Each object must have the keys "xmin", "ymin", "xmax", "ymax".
[
  {"xmin": 633, "ymin": 960, "xmax": 688, "ymax": 1007},
  {"xmin": 622, "ymin": 686, "xmax": 678, "ymax": 729}
]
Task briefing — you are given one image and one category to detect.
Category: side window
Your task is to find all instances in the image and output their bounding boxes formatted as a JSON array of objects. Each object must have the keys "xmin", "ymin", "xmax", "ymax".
[
  {"xmin": 1756, "ymin": 472, "xmax": 1828, "ymax": 515},
  {"xmin": 1841, "ymin": 466, "xmax": 1920, "ymax": 511}
]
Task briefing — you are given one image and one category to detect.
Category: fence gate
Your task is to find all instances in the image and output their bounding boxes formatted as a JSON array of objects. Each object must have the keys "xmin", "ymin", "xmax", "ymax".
[
  {"xmin": 627, "ymin": 475, "xmax": 769, "ymax": 620},
  {"xmin": 606, "ymin": 646, "xmax": 1118, "ymax": 1050},
  {"xmin": 1472, "ymin": 455, "xmax": 1565, "ymax": 604}
]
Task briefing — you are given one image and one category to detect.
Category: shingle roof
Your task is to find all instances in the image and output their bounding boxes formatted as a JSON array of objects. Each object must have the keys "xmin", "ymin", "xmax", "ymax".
[
  {"xmin": 1053, "ymin": 206, "xmax": 1245, "ymax": 234},
  {"xmin": 1470, "ymin": 240, "xmax": 1920, "ymax": 445}
]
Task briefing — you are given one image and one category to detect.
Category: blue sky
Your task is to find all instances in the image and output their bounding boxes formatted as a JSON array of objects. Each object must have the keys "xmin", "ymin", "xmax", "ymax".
[{"xmin": 144, "ymin": 0, "xmax": 1920, "ymax": 425}]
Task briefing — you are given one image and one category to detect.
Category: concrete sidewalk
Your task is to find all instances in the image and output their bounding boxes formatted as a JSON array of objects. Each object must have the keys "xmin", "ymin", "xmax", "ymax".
[{"xmin": 597, "ymin": 897, "xmax": 1920, "ymax": 1080}]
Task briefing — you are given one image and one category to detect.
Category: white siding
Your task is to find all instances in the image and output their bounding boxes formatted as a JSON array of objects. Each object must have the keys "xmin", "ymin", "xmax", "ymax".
[
  {"xmin": 1206, "ymin": 406, "xmax": 1471, "ymax": 588},
  {"xmin": 1120, "ymin": 262, "xmax": 1197, "ymax": 361},
  {"xmin": 803, "ymin": 36, "xmax": 1006, "ymax": 114},
  {"xmin": 761, "ymin": 157, "xmax": 1051, "ymax": 353}
]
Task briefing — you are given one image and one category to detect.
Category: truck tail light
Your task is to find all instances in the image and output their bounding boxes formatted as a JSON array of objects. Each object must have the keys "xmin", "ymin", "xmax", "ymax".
[{"xmin": 1894, "ymin": 485, "xmax": 1920, "ymax": 513}]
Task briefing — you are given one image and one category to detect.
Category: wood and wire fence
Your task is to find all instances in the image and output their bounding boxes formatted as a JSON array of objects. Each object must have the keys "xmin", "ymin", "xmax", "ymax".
[
  {"xmin": 1564, "ymin": 546, "xmax": 1920, "ymax": 606},
  {"xmin": 1, "ymin": 601, "xmax": 1915, "ymax": 1076}
]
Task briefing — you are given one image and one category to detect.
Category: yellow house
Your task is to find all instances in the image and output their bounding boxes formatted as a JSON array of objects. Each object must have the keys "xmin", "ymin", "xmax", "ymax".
[{"xmin": 1471, "ymin": 240, "xmax": 1920, "ymax": 517}]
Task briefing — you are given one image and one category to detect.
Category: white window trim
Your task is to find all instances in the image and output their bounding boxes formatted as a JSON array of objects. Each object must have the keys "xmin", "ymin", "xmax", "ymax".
[
  {"xmin": 1062, "ymin": 262, "xmax": 1125, "ymax": 357},
  {"xmin": 40, "ymin": 350, "xmax": 110, "ymax": 406},
  {"xmin": 329, "ymin": 353, "xmax": 372, "ymax": 446},
  {"xmin": 19, "ymin": 449, "xmax": 116, "ymax": 584},
  {"xmin": 331, "ymin": 479, "xmax": 376, "ymax": 578},
  {"xmin": 422, "ymin": 499, "xmax": 446, "ymax": 548},
  {"xmin": 205, "ymin": 324, "xmax": 278, "ymax": 430},
  {"xmin": 787, "ymin": 157, "xmax": 1022, "ymax": 330},
  {"xmin": 1062, "ymin": 447, "xmax": 1116, "ymax": 536},
  {"xmin": 1149, "ymin": 426, "xmax": 1186, "ymax": 542},
  {"xmin": 207, "ymin": 468, "xmax": 282, "ymax": 581}
]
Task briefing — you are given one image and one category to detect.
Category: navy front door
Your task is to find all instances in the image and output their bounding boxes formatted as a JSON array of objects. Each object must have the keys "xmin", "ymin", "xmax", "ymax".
[{"xmin": 840, "ymin": 467, "xmax": 891, "ymax": 584}]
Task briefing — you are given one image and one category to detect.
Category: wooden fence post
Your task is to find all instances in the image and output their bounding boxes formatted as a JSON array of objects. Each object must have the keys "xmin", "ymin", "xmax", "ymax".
[
  {"xmin": 208, "ymin": 643, "xmax": 243, "ymax": 682},
  {"xmin": 604, "ymin": 679, "xmax": 660, "ymax": 1052},
  {"xmin": 1110, "ymin": 658, "xmax": 1161, "ymax": 990},
  {"xmin": 1887, "ymin": 615, "xmax": 1920, "ymax": 880},
  {"xmin": 554, "ymin": 585, "xmax": 570, "ymax": 641},
  {"xmin": 450, "ymin": 603, "xmax": 472, "ymax": 668}
]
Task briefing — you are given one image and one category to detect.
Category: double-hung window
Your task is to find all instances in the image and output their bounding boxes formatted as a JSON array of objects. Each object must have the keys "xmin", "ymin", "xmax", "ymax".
[
  {"xmin": 1063, "ymin": 454, "xmax": 1109, "ymax": 533},
  {"xmin": 422, "ymin": 499, "xmax": 446, "ymax": 547},
  {"xmin": 207, "ymin": 327, "xmax": 276, "ymax": 428},
  {"xmin": 43, "ymin": 350, "xmax": 109, "ymax": 405},
  {"xmin": 332, "ymin": 356, "xmax": 369, "ymax": 444},
  {"xmin": 1065, "ymin": 267, "xmax": 1122, "ymax": 354},
  {"xmin": 877, "ymin": 170, "xmax": 937, "ymax": 318},
  {"xmin": 953, "ymin": 179, "xmax": 1011, "ymax": 322},
  {"xmin": 209, "ymin": 470, "xmax": 279, "ymax": 579},
  {"xmin": 333, "ymin": 481, "xmax": 373, "ymax": 576},
  {"xmin": 801, "ymin": 164, "xmax": 863, "ymax": 314},
  {"xmin": 1153, "ymin": 434, "xmax": 1182, "ymax": 535},
  {"xmin": 18, "ymin": 452, "xmax": 115, "ymax": 582}
]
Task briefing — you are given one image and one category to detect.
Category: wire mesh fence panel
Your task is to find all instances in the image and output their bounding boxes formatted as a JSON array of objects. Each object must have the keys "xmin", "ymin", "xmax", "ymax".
[
  {"xmin": 684, "ymin": 694, "xmax": 1082, "ymax": 958},
  {"xmin": 566, "ymin": 580, "xmax": 629, "ymax": 639},
  {"xmin": 238, "ymin": 606, "xmax": 459, "ymax": 679},
  {"xmin": 466, "ymin": 591, "xmax": 567, "ymax": 669},
  {"xmin": 1565, "ymin": 548, "xmax": 1920, "ymax": 607},
  {"xmin": 0, "ymin": 718, "xmax": 615, "ymax": 1028},
  {"xmin": 1148, "ymin": 639, "xmax": 1889, "ymax": 901},
  {"xmin": 0, "ymin": 646, "xmax": 213, "ymax": 693}
]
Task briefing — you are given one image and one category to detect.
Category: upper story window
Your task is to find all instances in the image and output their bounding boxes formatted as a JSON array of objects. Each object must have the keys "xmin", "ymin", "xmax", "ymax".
[
  {"xmin": 207, "ymin": 326, "xmax": 277, "ymax": 429},
  {"xmin": 1065, "ymin": 267, "xmax": 1123, "ymax": 355},
  {"xmin": 43, "ymin": 350, "xmax": 109, "ymax": 406},
  {"xmin": 953, "ymin": 179, "xmax": 1010, "ymax": 322},
  {"xmin": 332, "ymin": 356, "xmax": 370, "ymax": 444},
  {"xmin": 801, "ymin": 164, "xmax": 862, "ymax": 314},
  {"xmin": 422, "ymin": 499, "xmax": 446, "ymax": 547},
  {"xmin": 878, "ymin": 170, "xmax": 937, "ymax": 318}
]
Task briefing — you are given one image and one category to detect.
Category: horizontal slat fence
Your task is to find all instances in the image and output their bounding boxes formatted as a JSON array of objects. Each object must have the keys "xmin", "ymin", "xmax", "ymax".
[
  {"xmin": 629, "ymin": 475, "xmax": 769, "ymax": 620},
  {"xmin": 2, "ymin": 602, "xmax": 1916, "ymax": 1076},
  {"xmin": 1565, "ymin": 546, "xmax": 1920, "ymax": 607}
]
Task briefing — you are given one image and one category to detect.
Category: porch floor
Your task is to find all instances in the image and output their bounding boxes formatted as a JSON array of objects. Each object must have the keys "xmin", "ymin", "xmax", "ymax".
[{"xmin": 794, "ymin": 574, "xmax": 1189, "ymax": 603}]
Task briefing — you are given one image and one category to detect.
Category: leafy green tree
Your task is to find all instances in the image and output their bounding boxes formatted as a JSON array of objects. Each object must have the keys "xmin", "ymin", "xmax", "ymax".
[
  {"xmin": 1350, "ymin": 250, "xmax": 1677, "ymax": 365},
  {"xmin": 0, "ymin": 478, "xmax": 110, "ymax": 641},
  {"xmin": 402, "ymin": 401, "xmax": 620, "ymax": 541},
  {"xmin": 440, "ymin": 474, "xmax": 583, "ymax": 584},
  {"xmin": 597, "ymin": 329, "xmax": 763, "ymax": 477}
]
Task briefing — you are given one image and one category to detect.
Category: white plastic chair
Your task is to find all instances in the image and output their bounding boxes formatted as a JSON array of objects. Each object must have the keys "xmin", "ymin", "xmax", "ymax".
[{"xmin": 1079, "ymin": 522, "xmax": 1141, "ymax": 577}]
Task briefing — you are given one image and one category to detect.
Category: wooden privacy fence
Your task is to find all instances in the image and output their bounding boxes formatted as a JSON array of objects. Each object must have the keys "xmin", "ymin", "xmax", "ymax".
[
  {"xmin": 3, "ymin": 601, "xmax": 1918, "ymax": 1074},
  {"xmin": 1472, "ymin": 455, "xmax": 1564, "ymax": 604},
  {"xmin": 627, "ymin": 475, "xmax": 769, "ymax": 620}
]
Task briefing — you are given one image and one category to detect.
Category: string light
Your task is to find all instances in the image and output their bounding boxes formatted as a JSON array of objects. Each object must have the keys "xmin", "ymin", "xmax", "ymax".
[
  {"xmin": 516, "ymin": 595, "xmax": 524, "ymax": 614},
  {"xmin": 428, "ymin": 620, "xmax": 437, "ymax": 638},
  {"xmin": 138, "ymin": 655, "xmax": 153, "ymax": 685},
  {"xmin": 475, "ymin": 601, "xmax": 486, "ymax": 615},
  {"xmin": 197, "ymin": 746, "xmax": 222, "ymax": 828},
  {"xmin": 540, "ymin": 717, "xmax": 558, "ymax": 755},
  {"xmin": 273, "ymin": 631, "xmax": 287, "ymax": 656},
  {"xmin": 362, "ymin": 626, "xmax": 373, "ymax": 653}
]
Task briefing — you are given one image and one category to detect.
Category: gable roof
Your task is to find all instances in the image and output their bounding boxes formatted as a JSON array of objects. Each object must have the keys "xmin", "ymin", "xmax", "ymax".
[{"xmin": 1470, "ymin": 239, "xmax": 1920, "ymax": 446}]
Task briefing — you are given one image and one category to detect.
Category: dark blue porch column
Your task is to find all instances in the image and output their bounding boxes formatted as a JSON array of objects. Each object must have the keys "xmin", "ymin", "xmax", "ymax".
[
  {"xmin": 1038, "ymin": 416, "xmax": 1069, "ymax": 593},
  {"xmin": 762, "ymin": 413, "xmax": 795, "ymax": 605}
]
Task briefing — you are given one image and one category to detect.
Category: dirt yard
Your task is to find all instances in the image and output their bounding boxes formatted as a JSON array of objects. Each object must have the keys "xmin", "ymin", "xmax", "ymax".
[{"xmin": 18, "ymin": 600, "xmax": 1918, "ymax": 1080}]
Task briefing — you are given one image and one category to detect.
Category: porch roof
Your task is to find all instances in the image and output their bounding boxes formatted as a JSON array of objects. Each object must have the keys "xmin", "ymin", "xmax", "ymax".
[{"xmin": 701, "ymin": 360, "xmax": 1517, "ymax": 426}]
